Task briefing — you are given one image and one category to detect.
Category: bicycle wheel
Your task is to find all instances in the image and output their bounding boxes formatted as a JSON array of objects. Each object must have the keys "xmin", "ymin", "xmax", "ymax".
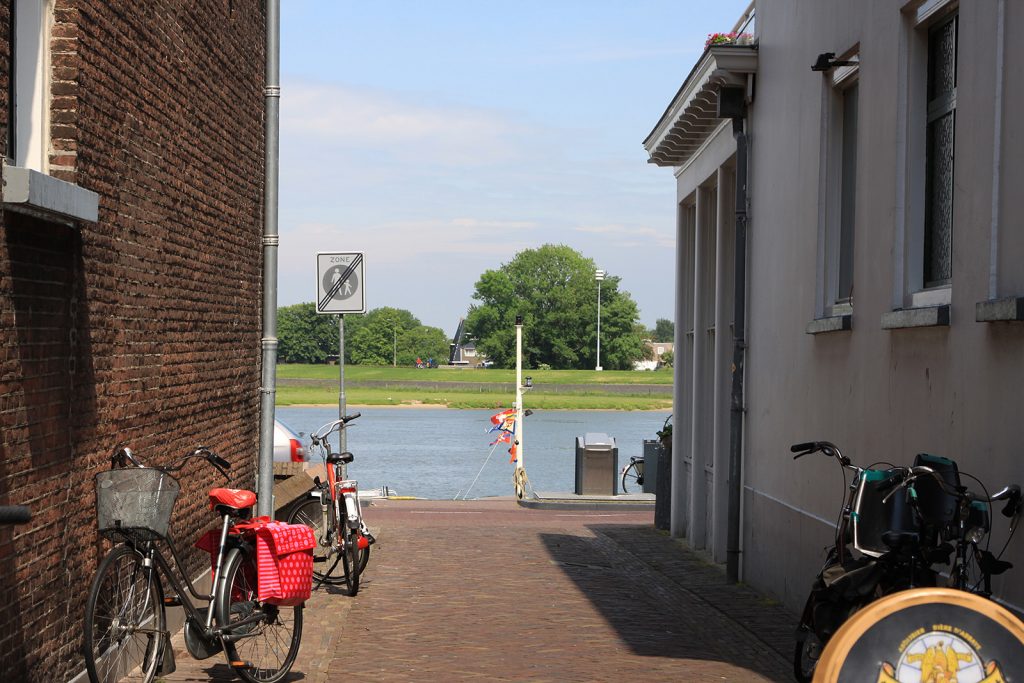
[
  {"xmin": 620, "ymin": 461, "xmax": 643, "ymax": 493},
  {"xmin": 287, "ymin": 496, "xmax": 346, "ymax": 585},
  {"xmin": 84, "ymin": 544, "xmax": 165, "ymax": 683},
  {"xmin": 793, "ymin": 628, "xmax": 823, "ymax": 683},
  {"xmin": 339, "ymin": 524, "xmax": 361, "ymax": 596},
  {"xmin": 216, "ymin": 546, "xmax": 303, "ymax": 683}
]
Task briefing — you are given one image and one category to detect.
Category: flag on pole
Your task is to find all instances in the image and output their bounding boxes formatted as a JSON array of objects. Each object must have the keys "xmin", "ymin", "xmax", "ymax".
[{"xmin": 487, "ymin": 408, "xmax": 516, "ymax": 446}]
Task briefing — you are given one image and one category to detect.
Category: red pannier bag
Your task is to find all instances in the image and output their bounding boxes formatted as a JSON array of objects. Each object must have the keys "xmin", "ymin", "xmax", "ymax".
[
  {"xmin": 251, "ymin": 520, "xmax": 315, "ymax": 606},
  {"xmin": 195, "ymin": 517, "xmax": 315, "ymax": 606}
]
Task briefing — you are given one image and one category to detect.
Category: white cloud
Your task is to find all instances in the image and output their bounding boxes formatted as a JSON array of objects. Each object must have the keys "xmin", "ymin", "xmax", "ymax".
[
  {"xmin": 281, "ymin": 82, "xmax": 537, "ymax": 166},
  {"xmin": 573, "ymin": 223, "xmax": 674, "ymax": 249}
]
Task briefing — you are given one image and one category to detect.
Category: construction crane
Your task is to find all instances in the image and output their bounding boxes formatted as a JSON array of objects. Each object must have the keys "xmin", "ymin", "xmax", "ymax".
[{"xmin": 448, "ymin": 317, "xmax": 466, "ymax": 365}]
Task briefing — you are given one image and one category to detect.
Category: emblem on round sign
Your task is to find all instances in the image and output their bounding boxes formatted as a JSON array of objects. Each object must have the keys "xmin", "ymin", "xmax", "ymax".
[
  {"xmin": 814, "ymin": 587, "xmax": 1024, "ymax": 682},
  {"xmin": 323, "ymin": 266, "xmax": 359, "ymax": 301}
]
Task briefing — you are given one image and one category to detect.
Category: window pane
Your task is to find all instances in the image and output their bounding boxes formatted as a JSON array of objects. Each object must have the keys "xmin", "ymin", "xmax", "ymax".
[
  {"xmin": 924, "ymin": 110, "xmax": 954, "ymax": 287},
  {"xmin": 838, "ymin": 82, "xmax": 858, "ymax": 303},
  {"xmin": 923, "ymin": 13, "xmax": 956, "ymax": 288},
  {"xmin": 928, "ymin": 15, "xmax": 957, "ymax": 101}
]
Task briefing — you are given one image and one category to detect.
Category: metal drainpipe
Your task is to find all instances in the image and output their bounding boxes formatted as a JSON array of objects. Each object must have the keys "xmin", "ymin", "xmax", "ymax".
[
  {"xmin": 256, "ymin": 0, "xmax": 281, "ymax": 518},
  {"xmin": 726, "ymin": 115, "xmax": 748, "ymax": 583}
]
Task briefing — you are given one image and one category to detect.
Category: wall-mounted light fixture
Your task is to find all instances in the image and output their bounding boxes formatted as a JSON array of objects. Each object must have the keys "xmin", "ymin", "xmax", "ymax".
[{"xmin": 811, "ymin": 52, "xmax": 857, "ymax": 72}]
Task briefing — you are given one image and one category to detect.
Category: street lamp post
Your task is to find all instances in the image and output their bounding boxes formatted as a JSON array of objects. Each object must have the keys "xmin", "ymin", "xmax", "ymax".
[{"xmin": 595, "ymin": 269, "xmax": 605, "ymax": 371}]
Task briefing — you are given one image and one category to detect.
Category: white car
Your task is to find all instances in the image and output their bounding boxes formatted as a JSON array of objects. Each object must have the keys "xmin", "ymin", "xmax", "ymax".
[{"xmin": 273, "ymin": 419, "xmax": 307, "ymax": 463}]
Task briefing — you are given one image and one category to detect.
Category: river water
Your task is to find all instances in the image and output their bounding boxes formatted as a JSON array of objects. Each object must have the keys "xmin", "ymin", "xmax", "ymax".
[{"xmin": 277, "ymin": 406, "xmax": 671, "ymax": 500}]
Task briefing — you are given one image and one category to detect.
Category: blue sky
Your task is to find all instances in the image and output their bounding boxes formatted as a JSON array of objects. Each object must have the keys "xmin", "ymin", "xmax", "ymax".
[{"xmin": 278, "ymin": 1, "xmax": 752, "ymax": 335}]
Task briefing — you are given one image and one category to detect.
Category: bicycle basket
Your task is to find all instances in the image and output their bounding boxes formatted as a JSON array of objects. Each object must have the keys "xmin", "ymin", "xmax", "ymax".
[
  {"xmin": 851, "ymin": 468, "xmax": 919, "ymax": 557},
  {"xmin": 95, "ymin": 468, "xmax": 180, "ymax": 541}
]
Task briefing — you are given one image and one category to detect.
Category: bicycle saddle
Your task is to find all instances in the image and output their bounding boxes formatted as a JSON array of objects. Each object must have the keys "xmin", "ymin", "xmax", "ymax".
[
  {"xmin": 327, "ymin": 452, "xmax": 354, "ymax": 465},
  {"xmin": 208, "ymin": 488, "xmax": 257, "ymax": 510}
]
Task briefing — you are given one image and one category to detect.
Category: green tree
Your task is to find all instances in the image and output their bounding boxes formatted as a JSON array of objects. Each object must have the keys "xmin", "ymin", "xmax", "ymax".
[
  {"xmin": 660, "ymin": 349, "xmax": 674, "ymax": 368},
  {"xmin": 652, "ymin": 318, "xmax": 675, "ymax": 343},
  {"xmin": 465, "ymin": 244, "xmax": 646, "ymax": 369},
  {"xmin": 278, "ymin": 303, "xmax": 339, "ymax": 363},
  {"xmin": 345, "ymin": 307, "xmax": 449, "ymax": 366}
]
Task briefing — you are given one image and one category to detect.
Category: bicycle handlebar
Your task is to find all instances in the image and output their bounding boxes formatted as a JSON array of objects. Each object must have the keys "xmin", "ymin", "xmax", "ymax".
[
  {"xmin": 0, "ymin": 506, "xmax": 31, "ymax": 525},
  {"xmin": 110, "ymin": 444, "xmax": 230, "ymax": 481},
  {"xmin": 790, "ymin": 440, "xmax": 852, "ymax": 467},
  {"xmin": 311, "ymin": 414, "xmax": 362, "ymax": 442},
  {"xmin": 879, "ymin": 467, "xmax": 1021, "ymax": 519}
]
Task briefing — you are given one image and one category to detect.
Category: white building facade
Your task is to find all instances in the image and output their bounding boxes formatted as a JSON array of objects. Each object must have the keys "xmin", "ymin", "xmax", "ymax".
[{"xmin": 645, "ymin": 0, "xmax": 1024, "ymax": 612}]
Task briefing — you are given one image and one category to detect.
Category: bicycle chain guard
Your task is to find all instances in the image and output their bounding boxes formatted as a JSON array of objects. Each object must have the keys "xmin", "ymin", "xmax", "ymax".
[{"xmin": 184, "ymin": 616, "xmax": 223, "ymax": 660}]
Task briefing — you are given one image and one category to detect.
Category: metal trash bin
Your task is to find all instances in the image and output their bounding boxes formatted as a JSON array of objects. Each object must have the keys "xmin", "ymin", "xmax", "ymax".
[
  {"xmin": 575, "ymin": 433, "xmax": 618, "ymax": 495},
  {"xmin": 642, "ymin": 439, "xmax": 660, "ymax": 494}
]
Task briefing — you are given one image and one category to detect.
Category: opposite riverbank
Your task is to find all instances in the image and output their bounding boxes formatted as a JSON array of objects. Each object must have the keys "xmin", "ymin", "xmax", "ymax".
[{"xmin": 276, "ymin": 364, "xmax": 674, "ymax": 410}]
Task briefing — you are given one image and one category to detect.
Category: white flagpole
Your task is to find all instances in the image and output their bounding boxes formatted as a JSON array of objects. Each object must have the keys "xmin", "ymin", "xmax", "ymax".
[{"xmin": 514, "ymin": 315, "xmax": 525, "ymax": 497}]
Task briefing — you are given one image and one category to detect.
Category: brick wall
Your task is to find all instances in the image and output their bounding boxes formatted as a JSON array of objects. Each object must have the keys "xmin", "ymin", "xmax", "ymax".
[{"xmin": 0, "ymin": 2, "xmax": 266, "ymax": 680}]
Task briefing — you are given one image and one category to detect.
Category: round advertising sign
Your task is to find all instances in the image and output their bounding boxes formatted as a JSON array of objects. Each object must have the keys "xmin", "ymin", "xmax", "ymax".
[{"xmin": 815, "ymin": 587, "xmax": 1024, "ymax": 682}]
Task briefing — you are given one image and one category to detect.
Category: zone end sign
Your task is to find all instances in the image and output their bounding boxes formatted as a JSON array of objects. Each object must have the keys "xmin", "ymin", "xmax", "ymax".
[{"xmin": 315, "ymin": 252, "xmax": 366, "ymax": 314}]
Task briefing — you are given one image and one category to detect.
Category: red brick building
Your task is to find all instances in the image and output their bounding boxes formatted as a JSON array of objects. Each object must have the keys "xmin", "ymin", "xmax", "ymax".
[{"xmin": 0, "ymin": 2, "xmax": 267, "ymax": 679}]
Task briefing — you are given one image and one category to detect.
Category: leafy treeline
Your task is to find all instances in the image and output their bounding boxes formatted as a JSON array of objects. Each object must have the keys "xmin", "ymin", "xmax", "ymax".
[
  {"xmin": 280, "ymin": 245, "xmax": 669, "ymax": 369},
  {"xmin": 278, "ymin": 304, "xmax": 448, "ymax": 366},
  {"xmin": 465, "ymin": 244, "xmax": 649, "ymax": 370},
  {"xmin": 651, "ymin": 318, "xmax": 674, "ymax": 343}
]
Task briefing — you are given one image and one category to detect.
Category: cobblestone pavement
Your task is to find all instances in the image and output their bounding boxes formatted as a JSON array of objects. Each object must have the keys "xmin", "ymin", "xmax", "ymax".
[{"xmin": 160, "ymin": 499, "xmax": 797, "ymax": 682}]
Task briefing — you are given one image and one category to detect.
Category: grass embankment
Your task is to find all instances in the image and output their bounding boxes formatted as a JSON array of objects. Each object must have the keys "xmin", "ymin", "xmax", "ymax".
[
  {"xmin": 279, "ymin": 364, "xmax": 673, "ymax": 385},
  {"xmin": 276, "ymin": 364, "xmax": 673, "ymax": 410}
]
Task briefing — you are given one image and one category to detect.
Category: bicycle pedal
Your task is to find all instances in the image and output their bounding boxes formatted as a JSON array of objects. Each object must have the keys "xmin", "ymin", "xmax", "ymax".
[
  {"xmin": 164, "ymin": 596, "xmax": 183, "ymax": 607},
  {"xmin": 313, "ymin": 557, "xmax": 327, "ymax": 563}
]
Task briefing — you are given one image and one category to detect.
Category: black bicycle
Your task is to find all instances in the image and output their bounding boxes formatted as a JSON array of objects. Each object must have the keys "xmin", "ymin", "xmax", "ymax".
[
  {"xmin": 880, "ymin": 456, "xmax": 1021, "ymax": 597},
  {"xmin": 791, "ymin": 441, "xmax": 940, "ymax": 682},
  {"xmin": 84, "ymin": 445, "xmax": 303, "ymax": 683}
]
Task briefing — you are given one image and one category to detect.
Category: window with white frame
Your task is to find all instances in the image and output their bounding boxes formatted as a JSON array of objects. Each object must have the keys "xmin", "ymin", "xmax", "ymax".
[
  {"xmin": 896, "ymin": 1, "xmax": 958, "ymax": 310},
  {"xmin": 10, "ymin": 0, "xmax": 53, "ymax": 172},
  {"xmin": 817, "ymin": 56, "xmax": 859, "ymax": 318}
]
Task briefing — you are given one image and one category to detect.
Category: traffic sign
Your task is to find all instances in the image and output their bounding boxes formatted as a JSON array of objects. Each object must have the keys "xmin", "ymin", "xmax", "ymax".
[{"xmin": 315, "ymin": 252, "xmax": 365, "ymax": 314}]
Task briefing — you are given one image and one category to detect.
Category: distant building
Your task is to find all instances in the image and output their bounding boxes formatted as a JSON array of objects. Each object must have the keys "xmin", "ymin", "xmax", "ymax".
[
  {"xmin": 634, "ymin": 340, "xmax": 674, "ymax": 371},
  {"xmin": 0, "ymin": 3, "xmax": 267, "ymax": 680},
  {"xmin": 451, "ymin": 340, "xmax": 491, "ymax": 367},
  {"xmin": 644, "ymin": 0, "xmax": 1024, "ymax": 613}
]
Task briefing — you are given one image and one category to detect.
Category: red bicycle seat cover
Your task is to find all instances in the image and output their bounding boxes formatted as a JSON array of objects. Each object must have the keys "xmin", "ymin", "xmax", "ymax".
[{"xmin": 209, "ymin": 488, "xmax": 257, "ymax": 510}]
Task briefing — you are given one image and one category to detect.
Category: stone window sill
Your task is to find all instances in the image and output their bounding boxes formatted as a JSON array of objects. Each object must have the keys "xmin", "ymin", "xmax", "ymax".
[
  {"xmin": 976, "ymin": 297, "xmax": 1024, "ymax": 322},
  {"xmin": 805, "ymin": 314, "xmax": 852, "ymax": 335},
  {"xmin": 881, "ymin": 305, "xmax": 949, "ymax": 329},
  {"xmin": 2, "ymin": 163, "xmax": 99, "ymax": 225}
]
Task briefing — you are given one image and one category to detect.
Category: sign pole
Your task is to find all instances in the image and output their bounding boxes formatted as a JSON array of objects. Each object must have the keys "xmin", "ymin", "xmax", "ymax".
[
  {"xmin": 338, "ymin": 314, "xmax": 347, "ymax": 475},
  {"xmin": 315, "ymin": 250, "xmax": 364, "ymax": 482}
]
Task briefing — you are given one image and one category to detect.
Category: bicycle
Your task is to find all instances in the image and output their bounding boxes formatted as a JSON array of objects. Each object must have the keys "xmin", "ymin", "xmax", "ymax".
[
  {"xmin": 287, "ymin": 414, "xmax": 374, "ymax": 596},
  {"xmin": 879, "ymin": 456, "xmax": 1021, "ymax": 597},
  {"xmin": 790, "ymin": 441, "xmax": 940, "ymax": 683},
  {"xmin": 619, "ymin": 456, "xmax": 644, "ymax": 493},
  {"xmin": 84, "ymin": 445, "xmax": 304, "ymax": 683}
]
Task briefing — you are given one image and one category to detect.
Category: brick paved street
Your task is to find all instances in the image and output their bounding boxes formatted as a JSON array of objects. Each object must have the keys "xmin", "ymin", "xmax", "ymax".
[{"xmin": 161, "ymin": 499, "xmax": 797, "ymax": 682}]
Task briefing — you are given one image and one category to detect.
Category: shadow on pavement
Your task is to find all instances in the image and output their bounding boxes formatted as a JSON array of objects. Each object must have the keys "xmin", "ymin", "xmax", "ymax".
[{"xmin": 540, "ymin": 525, "xmax": 793, "ymax": 682}]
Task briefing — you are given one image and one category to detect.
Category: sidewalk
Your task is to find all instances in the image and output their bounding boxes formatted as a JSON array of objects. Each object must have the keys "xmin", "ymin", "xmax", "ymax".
[{"xmin": 161, "ymin": 499, "xmax": 797, "ymax": 682}]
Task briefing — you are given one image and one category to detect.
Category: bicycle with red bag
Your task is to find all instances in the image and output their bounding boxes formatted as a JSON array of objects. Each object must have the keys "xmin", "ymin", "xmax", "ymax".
[{"xmin": 83, "ymin": 444, "xmax": 312, "ymax": 683}]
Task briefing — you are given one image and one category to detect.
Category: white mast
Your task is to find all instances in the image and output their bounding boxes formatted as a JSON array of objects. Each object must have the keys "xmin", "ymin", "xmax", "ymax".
[{"xmin": 514, "ymin": 315, "xmax": 526, "ymax": 498}]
